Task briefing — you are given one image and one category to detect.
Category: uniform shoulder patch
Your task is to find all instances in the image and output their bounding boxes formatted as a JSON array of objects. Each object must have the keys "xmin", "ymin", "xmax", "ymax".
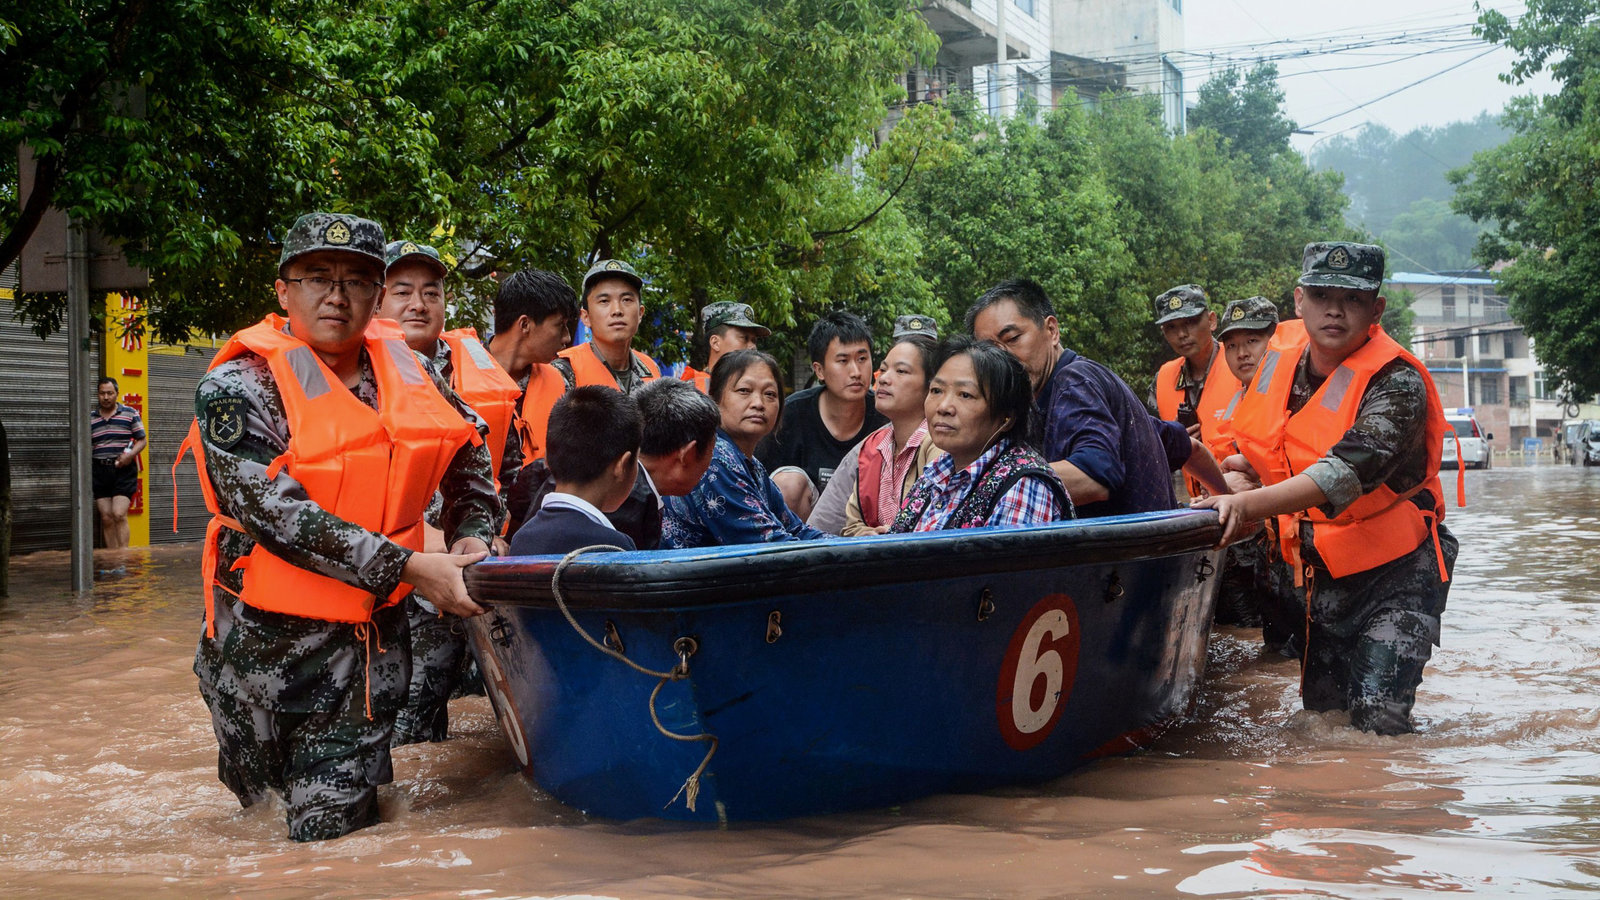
[{"xmin": 204, "ymin": 395, "xmax": 250, "ymax": 450}]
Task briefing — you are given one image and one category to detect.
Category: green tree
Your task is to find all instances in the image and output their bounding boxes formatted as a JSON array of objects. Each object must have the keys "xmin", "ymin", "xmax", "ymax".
[
  {"xmin": 896, "ymin": 94, "xmax": 1142, "ymax": 374},
  {"xmin": 1451, "ymin": 0, "xmax": 1600, "ymax": 396},
  {"xmin": 1313, "ymin": 114, "xmax": 1508, "ymax": 265},
  {"xmin": 1085, "ymin": 92, "xmax": 1352, "ymax": 385},
  {"xmin": 5, "ymin": 0, "xmax": 937, "ymax": 347},
  {"xmin": 1187, "ymin": 63, "xmax": 1296, "ymax": 167}
]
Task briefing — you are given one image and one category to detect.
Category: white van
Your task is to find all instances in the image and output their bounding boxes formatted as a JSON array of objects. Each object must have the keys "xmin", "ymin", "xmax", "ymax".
[{"xmin": 1442, "ymin": 409, "xmax": 1491, "ymax": 469}]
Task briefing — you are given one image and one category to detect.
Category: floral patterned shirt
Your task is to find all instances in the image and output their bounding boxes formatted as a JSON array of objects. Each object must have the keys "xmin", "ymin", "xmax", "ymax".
[{"xmin": 661, "ymin": 431, "xmax": 832, "ymax": 548}]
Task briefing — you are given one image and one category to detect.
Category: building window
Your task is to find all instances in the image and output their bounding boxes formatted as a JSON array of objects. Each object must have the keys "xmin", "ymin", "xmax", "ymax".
[
  {"xmin": 1478, "ymin": 374, "xmax": 1501, "ymax": 404},
  {"xmin": 1510, "ymin": 378, "xmax": 1529, "ymax": 405},
  {"xmin": 1441, "ymin": 285, "xmax": 1456, "ymax": 321},
  {"xmin": 986, "ymin": 65, "xmax": 1000, "ymax": 117},
  {"xmin": 1536, "ymin": 371, "xmax": 1552, "ymax": 400},
  {"xmin": 1162, "ymin": 59, "xmax": 1184, "ymax": 132},
  {"xmin": 1505, "ymin": 334, "xmax": 1518, "ymax": 358},
  {"xmin": 1167, "ymin": 0, "xmax": 1182, "ymax": 11},
  {"xmin": 1478, "ymin": 333, "xmax": 1492, "ymax": 355},
  {"xmin": 1454, "ymin": 337, "xmax": 1466, "ymax": 358},
  {"xmin": 1013, "ymin": 0, "xmax": 1035, "ymax": 17}
]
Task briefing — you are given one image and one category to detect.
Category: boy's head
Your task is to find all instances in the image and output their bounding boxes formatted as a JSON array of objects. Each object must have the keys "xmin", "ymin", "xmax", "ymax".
[
  {"xmin": 493, "ymin": 270, "xmax": 579, "ymax": 367},
  {"xmin": 1153, "ymin": 284, "xmax": 1216, "ymax": 363},
  {"xmin": 545, "ymin": 386, "xmax": 643, "ymax": 512},
  {"xmin": 807, "ymin": 310, "xmax": 873, "ymax": 402},
  {"xmin": 633, "ymin": 378, "xmax": 720, "ymax": 495},
  {"xmin": 1294, "ymin": 242, "xmax": 1387, "ymax": 362},
  {"xmin": 1217, "ymin": 296, "xmax": 1280, "ymax": 383}
]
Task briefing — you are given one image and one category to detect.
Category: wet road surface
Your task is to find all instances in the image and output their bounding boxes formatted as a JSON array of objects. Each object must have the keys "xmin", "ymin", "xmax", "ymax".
[{"xmin": 2, "ymin": 463, "xmax": 1598, "ymax": 897}]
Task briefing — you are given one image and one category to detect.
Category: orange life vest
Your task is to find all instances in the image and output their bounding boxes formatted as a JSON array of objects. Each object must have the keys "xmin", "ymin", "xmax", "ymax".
[
  {"xmin": 1155, "ymin": 343, "xmax": 1239, "ymax": 497},
  {"xmin": 681, "ymin": 365, "xmax": 710, "ymax": 394},
  {"xmin": 179, "ymin": 314, "xmax": 479, "ymax": 636},
  {"xmin": 1230, "ymin": 322, "xmax": 1451, "ymax": 582},
  {"xmin": 1209, "ymin": 320, "xmax": 1307, "ymax": 461},
  {"xmin": 438, "ymin": 328, "xmax": 523, "ymax": 484},
  {"xmin": 558, "ymin": 341, "xmax": 661, "ymax": 390},
  {"xmin": 516, "ymin": 363, "xmax": 566, "ymax": 462}
]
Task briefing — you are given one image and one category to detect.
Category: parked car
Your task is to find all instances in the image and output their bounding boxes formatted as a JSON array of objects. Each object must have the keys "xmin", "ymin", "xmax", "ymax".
[
  {"xmin": 1583, "ymin": 423, "xmax": 1600, "ymax": 467},
  {"xmin": 1442, "ymin": 410, "xmax": 1492, "ymax": 469}
]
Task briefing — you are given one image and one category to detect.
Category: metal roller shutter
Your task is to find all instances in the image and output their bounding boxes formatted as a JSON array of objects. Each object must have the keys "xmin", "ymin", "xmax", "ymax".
[
  {"xmin": 147, "ymin": 347, "xmax": 216, "ymax": 543},
  {"xmin": 0, "ymin": 296, "xmax": 96, "ymax": 553}
]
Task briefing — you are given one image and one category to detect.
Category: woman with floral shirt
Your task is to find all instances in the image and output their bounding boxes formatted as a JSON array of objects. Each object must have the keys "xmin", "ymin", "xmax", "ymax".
[
  {"xmin": 662, "ymin": 349, "xmax": 831, "ymax": 548},
  {"xmin": 892, "ymin": 337, "xmax": 1071, "ymax": 532}
]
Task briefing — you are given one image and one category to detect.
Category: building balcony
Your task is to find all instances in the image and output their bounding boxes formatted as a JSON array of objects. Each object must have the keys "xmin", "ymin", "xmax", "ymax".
[{"xmin": 920, "ymin": 0, "xmax": 1031, "ymax": 69}]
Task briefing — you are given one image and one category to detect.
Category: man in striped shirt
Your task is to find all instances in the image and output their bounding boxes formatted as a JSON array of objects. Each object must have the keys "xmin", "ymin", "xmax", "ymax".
[{"xmin": 91, "ymin": 376, "xmax": 146, "ymax": 548}]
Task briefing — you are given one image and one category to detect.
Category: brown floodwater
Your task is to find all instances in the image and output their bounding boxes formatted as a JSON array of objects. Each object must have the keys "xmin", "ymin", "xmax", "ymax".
[{"xmin": 3, "ymin": 463, "xmax": 1599, "ymax": 898}]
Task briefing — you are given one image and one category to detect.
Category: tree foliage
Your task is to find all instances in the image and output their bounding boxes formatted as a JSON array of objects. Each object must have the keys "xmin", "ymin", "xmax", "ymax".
[
  {"xmin": 1451, "ymin": 0, "xmax": 1600, "ymax": 396},
  {"xmin": 895, "ymin": 95, "xmax": 1142, "ymax": 373},
  {"xmin": 1187, "ymin": 63, "xmax": 1296, "ymax": 168},
  {"xmin": 4, "ymin": 0, "xmax": 935, "ymax": 348},
  {"xmin": 1311, "ymin": 114, "xmax": 1508, "ymax": 272},
  {"xmin": 1083, "ymin": 91, "xmax": 1353, "ymax": 383}
]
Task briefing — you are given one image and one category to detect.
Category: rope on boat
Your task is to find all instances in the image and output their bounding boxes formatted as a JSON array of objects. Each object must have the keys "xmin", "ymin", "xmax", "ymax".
[{"xmin": 552, "ymin": 545, "xmax": 719, "ymax": 812}]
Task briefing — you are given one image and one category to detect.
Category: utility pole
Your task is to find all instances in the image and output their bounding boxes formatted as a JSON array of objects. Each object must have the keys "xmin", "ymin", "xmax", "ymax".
[{"xmin": 66, "ymin": 221, "xmax": 94, "ymax": 594}]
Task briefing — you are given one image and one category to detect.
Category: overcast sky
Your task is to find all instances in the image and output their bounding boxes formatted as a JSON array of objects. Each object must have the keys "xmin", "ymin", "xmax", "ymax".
[{"xmin": 1180, "ymin": 0, "xmax": 1553, "ymax": 155}]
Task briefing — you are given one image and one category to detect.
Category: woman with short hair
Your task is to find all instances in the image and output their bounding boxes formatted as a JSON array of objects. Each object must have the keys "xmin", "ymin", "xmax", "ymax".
[
  {"xmin": 891, "ymin": 337, "xmax": 1071, "ymax": 532},
  {"xmin": 661, "ymin": 349, "xmax": 831, "ymax": 548}
]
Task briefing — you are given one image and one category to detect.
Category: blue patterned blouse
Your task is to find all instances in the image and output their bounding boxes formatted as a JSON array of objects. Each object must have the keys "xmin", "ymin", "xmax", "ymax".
[{"xmin": 661, "ymin": 431, "xmax": 832, "ymax": 549}]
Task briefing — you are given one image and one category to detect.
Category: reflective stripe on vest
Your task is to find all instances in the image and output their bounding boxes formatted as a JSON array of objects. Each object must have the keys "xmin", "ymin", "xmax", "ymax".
[
  {"xmin": 181, "ymin": 314, "xmax": 478, "ymax": 633},
  {"xmin": 440, "ymin": 328, "xmax": 523, "ymax": 484},
  {"xmin": 558, "ymin": 341, "xmax": 661, "ymax": 390}
]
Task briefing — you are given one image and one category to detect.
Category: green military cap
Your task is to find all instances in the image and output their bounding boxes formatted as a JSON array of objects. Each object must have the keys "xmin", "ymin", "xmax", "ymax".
[
  {"xmin": 1216, "ymin": 296, "xmax": 1280, "ymax": 339},
  {"xmin": 1299, "ymin": 241, "xmax": 1384, "ymax": 292},
  {"xmin": 701, "ymin": 301, "xmax": 771, "ymax": 337},
  {"xmin": 892, "ymin": 314, "xmax": 938, "ymax": 340},
  {"xmin": 278, "ymin": 212, "xmax": 385, "ymax": 274},
  {"xmin": 1153, "ymin": 284, "xmax": 1210, "ymax": 325},
  {"xmin": 384, "ymin": 239, "xmax": 448, "ymax": 280},
  {"xmin": 582, "ymin": 258, "xmax": 644, "ymax": 299}
]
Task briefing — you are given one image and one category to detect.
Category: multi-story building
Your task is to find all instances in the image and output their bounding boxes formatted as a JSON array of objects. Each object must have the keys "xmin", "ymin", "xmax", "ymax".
[
  {"xmin": 908, "ymin": 0, "xmax": 1180, "ymax": 126},
  {"xmin": 1392, "ymin": 270, "xmax": 1567, "ymax": 453},
  {"xmin": 1051, "ymin": 0, "xmax": 1186, "ymax": 129},
  {"xmin": 911, "ymin": 0, "xmax": 1056, "ymax": 117}
]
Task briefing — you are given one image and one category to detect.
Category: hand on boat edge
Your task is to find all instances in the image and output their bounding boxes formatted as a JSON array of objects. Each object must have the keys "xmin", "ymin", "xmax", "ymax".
[
  {"xmin": 1190, "ymin": 493, "xmax": 1263, "ymax": 549},
  {"xmin": 401, "ymin": 549, "xmax": 490, "ymax": 618}
]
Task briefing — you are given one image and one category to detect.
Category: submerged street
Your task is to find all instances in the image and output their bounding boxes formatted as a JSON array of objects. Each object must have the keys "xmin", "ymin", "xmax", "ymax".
[{"xmin": 2, "ymin": 463, "xmax": 1598, "ymax": 898}]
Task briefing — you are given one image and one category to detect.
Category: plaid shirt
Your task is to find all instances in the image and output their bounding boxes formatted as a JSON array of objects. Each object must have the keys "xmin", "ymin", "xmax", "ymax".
[
  {"xmin": 872, "ymin": 421, "xmax": 929, "ymax": 517},
  {"xmin": 904, "ymin": 439, "xmax": 1063, "ymax": 532}
]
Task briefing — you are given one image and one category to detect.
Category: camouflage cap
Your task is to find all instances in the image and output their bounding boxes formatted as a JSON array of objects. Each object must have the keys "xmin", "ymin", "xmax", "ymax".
[
  {"xmin": 384, "ymin": 239, "xmax": 448, "ymax": 280},
  {"xmin": 1299, "ymin": 241, "xmax": 1384, "ymax": 292},
  {"xmin": 1153, "ymin": 284, "xmax": 1211, "ymax": 325},
  {"xmin": 892, "ymin": 314, "xmax": 938, "ymax": 340},
  {"xmin": 582, "ymin": 258, "xmax": 644, "ymax": 300},
  {"xmin": 701, "ymin": 301, "xmax": 771, "ymax": 338},
  {"xmin": 278, "ymin": 212, "xmax": 385, "ymax": 274},
  {"xmin": 1216, "ymin": 296, "xmax": 1280, "ymax": 339}
]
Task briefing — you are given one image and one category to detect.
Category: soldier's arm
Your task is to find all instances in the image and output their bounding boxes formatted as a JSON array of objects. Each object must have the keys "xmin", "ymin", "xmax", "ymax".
[
  {"xmin": 1300, "ymin": 360, "xmax": 1429, "ymax": 517},
  {"xmin": 196, "ymin": 361, "xmax": 412, "ymax": 598}
]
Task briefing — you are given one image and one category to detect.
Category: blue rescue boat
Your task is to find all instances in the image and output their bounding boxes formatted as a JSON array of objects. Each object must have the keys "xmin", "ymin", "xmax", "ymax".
[{"xmin": 463, "ymin": 508, "xmax": 1223, "ymax": 823}]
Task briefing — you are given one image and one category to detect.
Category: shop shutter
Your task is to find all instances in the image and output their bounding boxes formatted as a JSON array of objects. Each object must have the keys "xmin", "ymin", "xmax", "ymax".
[
  {"xmin": 147, "ymin": 347, "xmax": 216, "ymax": 543},
  {"xmin": 0, "ymin": 296, "xmax": 86, "ymax": 553}
]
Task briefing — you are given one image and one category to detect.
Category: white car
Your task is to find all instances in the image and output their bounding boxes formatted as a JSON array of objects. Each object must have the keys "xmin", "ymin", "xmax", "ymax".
[{"xmin": 1442, "ymin": 411, "xmax": 1491, "ymax": 469}]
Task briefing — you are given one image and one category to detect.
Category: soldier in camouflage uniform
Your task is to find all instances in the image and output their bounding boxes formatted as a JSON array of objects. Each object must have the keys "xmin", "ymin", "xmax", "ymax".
[
  {"xmin": 1196, "ymin": 243, "xmax": 1456, "ymax": 735},
  {"xmin": 377, "ymin": 239, "xmax": 516, "ymax": 746},
  {"xmin": 193, "ymin": 213, "xmax": 501, "ymax": 841}
]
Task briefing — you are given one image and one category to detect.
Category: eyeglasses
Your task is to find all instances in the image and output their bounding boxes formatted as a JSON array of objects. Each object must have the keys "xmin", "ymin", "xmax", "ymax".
[{"xmin": 284, "ymin": 276, "xmax": 383, "ymax": 301}]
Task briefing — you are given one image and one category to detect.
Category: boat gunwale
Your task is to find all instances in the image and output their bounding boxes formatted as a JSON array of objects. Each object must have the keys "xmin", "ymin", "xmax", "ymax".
[{"xmin": 467, "ymin": 508, "xmax": 1222, "ymax": 609}]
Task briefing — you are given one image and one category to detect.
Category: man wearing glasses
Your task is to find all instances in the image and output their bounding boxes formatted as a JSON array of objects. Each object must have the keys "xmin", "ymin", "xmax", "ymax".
[{"xmin": 187, "ymin": 212, "xmax": 501, "ymax": 841}]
